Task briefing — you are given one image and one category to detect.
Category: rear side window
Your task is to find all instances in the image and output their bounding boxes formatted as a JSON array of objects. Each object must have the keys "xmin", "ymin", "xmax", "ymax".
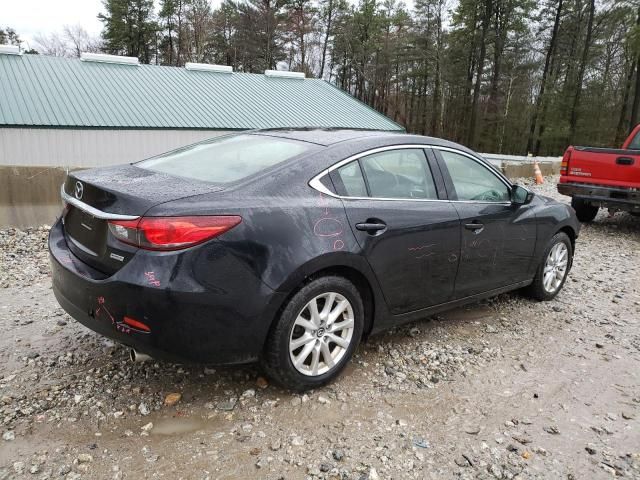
[
  {"xmin": 138, "ymin": 134, "xmax": 312, "ymax": 184},
  {"xmin": 360, "ymin": 149, "xmax": 438, "ymax": 199},
  {"xmin": 335, "ymin": 162, "xmax": 367, "ymax": 197}
]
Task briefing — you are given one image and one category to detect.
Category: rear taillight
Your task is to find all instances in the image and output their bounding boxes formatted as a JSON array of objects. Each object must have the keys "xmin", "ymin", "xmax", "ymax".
[
  {"xmin": 560, "ymin": 148, "xmax": 572, "ymax": 175},
  {"xmin": 108, "ymin": 216, "xmax": 242, "ymax": 251},
  {"xmin": 108, "ymin": 218, "xmax": 139, "ymax": 246}
]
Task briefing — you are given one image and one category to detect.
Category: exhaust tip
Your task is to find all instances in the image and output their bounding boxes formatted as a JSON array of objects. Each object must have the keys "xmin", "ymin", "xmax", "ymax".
[{"xmin": 130, "ymin": 348, "xmax": 152, "ymax": 363}]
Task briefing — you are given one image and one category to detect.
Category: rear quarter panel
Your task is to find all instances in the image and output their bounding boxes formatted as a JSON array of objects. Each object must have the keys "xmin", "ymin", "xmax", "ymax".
[{"xmin": 144, "ymin": 175, "xmax": 378, "ymax": 293}]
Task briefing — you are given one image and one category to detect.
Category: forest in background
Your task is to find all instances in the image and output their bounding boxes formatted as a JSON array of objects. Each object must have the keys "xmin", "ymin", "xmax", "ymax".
[{"xmin": 3, "ymin": 0, "xmax": 640, "ymax": 156}]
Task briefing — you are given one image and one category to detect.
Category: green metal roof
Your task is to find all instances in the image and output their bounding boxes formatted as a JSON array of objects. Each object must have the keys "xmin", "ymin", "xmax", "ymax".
[{"xmin": 0, "ymin": 54, "xmax": 403, "ymax": 131}]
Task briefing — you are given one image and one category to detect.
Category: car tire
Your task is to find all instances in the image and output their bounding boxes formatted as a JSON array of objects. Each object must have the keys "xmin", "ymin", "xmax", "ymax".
[
  {"xmin": 526, "ymin": 232, "xmax": 572, "ymax": 301},
  {"xmin": 571, "ymin": 198, "xmax": 598, "ymax": 222},
  {"xmin": 262, "ymin": 276, "xmax": 364, "ymax": 391}
]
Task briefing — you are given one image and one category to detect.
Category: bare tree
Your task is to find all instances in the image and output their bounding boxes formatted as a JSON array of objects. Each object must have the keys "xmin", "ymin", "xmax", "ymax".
[
  {"xmin": 34, "ymin": 32, "xmax": 69, "ymax": 57},
  {"xmin": 63, "ymin": 24, "xmax": 102, "ymax": 57}
]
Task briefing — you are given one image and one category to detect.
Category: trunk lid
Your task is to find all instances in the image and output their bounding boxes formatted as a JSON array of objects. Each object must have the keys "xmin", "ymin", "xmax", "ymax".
[{"xmin": 62, "ymin": 165, "xmax": 223, "ymax": 274}]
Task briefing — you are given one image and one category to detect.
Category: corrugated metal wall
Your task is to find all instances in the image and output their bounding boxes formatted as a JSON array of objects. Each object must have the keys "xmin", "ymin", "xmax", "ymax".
[{"xmin": 0, "ymin": 128, "xmax": 231, "ymax": 167}]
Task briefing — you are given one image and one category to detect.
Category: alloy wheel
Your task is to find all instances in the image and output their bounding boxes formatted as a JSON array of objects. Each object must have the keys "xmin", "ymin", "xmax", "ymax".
[
  {"xmin": 543, "ymin": 242, "xmax": 568, "ymax": 293},
  {"xmin": 289, "ymin": 292, "xmax": 355, "ymax": 376}
]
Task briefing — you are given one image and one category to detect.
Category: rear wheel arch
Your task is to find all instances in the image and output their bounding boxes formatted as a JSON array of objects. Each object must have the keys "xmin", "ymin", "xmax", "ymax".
[
  {"xmin": 307, "ymin": 266, "xmax": 375, "ymax": 338},
  {"xmin": 264, "ymin": 263, "xmax": 378, "ymax": 355}
]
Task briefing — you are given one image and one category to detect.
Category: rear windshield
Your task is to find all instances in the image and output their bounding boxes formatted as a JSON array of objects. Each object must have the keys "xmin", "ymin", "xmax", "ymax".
[{"xmin": 137, "ymin": 134, "xmax": 312, "ymax": 183}]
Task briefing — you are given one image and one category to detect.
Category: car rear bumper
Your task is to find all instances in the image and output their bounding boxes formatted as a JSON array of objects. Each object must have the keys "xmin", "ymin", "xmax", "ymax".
[
  {"xmin": 557, "ymin": 182, "xmax": 640, "ymax": 211},
  {"xmin": 49, "ymin": 219, "xmax": 284, "ymax": 365}
]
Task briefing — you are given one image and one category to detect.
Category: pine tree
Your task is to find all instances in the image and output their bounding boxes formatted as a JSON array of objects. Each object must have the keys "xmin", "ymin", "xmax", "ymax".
[{"xmin": 99, "ymin": 0, "xmax": 158, "ymax": 63}]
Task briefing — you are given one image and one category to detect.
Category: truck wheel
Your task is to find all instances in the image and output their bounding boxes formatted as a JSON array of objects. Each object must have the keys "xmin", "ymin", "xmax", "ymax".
[
  {"xmin": 571, "ymin": 198, "xmax": 598, "ymax": 222},
  {"xmin": 262, "ymin": 276, "xmax": 364, "ymax": 391}
]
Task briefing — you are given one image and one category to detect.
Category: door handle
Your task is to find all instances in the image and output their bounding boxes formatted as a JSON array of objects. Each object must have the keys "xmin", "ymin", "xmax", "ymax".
[
  {"xmin": 616, "ymin": 156, "xmax": 635, "ymax": 165},
  {"xmin": 355, "ymin": 222, "xmax": 387, "ymax": 233},
  {"xmin": 464, "ymin": 222, "xmax": 484, "ymax": 234}
]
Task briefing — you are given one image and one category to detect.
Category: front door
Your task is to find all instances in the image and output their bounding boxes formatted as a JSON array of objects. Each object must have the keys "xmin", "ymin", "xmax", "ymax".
[
  {"xmin": 434, "ymin": 148, "xmax": 537, "ymax": 298},
  {"xmin": 330, "ymin": 147, "xmax": 461, "ymax": 314}
]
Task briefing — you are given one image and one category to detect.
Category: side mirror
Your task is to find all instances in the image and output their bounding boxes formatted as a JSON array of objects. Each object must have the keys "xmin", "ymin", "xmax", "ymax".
[{"xmin": 511, "ymin": 185, "xmax": 534, "ymax": 205}]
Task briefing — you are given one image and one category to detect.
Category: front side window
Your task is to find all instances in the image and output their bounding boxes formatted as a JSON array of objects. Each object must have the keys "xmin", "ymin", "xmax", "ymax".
[
  {"xmin": 137, "ymin": 134, "xmax": 312, "ymax": 184},
  {"xmin": 359, "ymin": 149, "xmax": 438, "ymax": 199},
  {"xmin": 439, "ymin": 150, "xmax": 510, "ymax": 202}
]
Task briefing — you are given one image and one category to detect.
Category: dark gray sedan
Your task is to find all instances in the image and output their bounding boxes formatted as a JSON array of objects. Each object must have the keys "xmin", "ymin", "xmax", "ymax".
[{"xmin": 49, "ymin": 129, "xmax": 580, "ymax": 390}]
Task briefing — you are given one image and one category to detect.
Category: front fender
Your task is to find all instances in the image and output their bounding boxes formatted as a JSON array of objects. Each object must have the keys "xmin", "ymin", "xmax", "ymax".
[{"xmin": 532, "ymin": 199, "xmax": 580, "ymax": 265}]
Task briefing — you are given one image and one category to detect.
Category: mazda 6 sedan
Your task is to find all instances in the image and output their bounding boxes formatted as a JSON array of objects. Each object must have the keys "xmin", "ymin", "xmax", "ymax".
[{"xmin": 50, "ymin": 129, "xmax": 580, "ymax": 390}]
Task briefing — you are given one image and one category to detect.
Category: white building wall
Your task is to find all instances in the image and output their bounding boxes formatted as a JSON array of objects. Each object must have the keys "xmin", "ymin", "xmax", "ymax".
[{"xmin": 0, "ymin": 128, "xmax": 232, "ymax": 167}]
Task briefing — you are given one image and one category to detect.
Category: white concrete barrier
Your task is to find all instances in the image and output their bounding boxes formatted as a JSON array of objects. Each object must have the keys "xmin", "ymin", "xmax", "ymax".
[{"xmin": 480, "ymin": 153, "xmax": 561, "ymax": 178}]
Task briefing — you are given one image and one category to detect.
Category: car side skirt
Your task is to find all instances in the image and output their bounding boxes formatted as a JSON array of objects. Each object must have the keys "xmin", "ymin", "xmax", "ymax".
[{"xmin": 370, "ymin": 279, "xmax": 533, "ymax": 334}]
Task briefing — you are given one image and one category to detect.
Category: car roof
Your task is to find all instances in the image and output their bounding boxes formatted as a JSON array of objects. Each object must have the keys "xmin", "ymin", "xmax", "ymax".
[
  {"xmin": 247, "ymin": 128, "xmax": 491, "ymax": 181},
  {"xmin": 251, "ymin": 128, "xmax": 478, "ymax": 154},
  {"xmin": 251, "ymin": 128, "xmax": 406, "ymax": 146}
]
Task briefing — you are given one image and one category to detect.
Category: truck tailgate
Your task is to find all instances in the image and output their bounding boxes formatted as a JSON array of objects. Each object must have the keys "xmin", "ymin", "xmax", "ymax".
[{"xmin": 562, "ymin": 147, "xmax": 640, "ymax": 187}]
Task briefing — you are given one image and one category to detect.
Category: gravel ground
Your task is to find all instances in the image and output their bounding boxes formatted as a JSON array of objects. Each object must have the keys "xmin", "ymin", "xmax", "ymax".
[{"xmin": 0, "ymin": 176, "xmax": 639, "ymax": 479}]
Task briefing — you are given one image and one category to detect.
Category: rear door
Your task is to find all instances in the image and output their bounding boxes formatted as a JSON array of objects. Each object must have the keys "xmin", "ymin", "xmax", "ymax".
[
  {"xmin": 329, "ymin": 146, "xmax": 461, "ymax": 315},
  {"xmin": 433, "ymin": 148, "xmax": 537, "ymax": 298}
]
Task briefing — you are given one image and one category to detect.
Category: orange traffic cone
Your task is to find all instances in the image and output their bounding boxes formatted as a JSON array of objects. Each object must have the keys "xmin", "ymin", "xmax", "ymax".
[{"xmin": 533, "ymin": 160, "xmax": 544, "ymax": 185}]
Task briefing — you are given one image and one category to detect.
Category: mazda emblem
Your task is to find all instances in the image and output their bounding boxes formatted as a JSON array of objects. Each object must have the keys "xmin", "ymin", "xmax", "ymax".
[{"xmin": 74, "ymin": 181, "xmax": 84, "ymax": 200}]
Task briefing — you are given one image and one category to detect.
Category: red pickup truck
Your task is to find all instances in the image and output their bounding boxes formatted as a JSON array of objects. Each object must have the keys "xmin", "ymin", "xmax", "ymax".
[{"xmin": 558, "ymin": 125, "xmax": 640, "ymax": 222}]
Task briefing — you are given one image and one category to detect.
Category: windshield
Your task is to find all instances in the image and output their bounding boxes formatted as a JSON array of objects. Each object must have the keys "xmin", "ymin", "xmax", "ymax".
[{"xmin": 137, "ymin": 134, "xmax": 312, "ymax": 183}]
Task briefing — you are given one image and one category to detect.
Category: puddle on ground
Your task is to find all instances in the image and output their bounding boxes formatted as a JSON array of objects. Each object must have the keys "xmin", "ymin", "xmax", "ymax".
[{"xmin": 151, "ymin": 417, "xmax": 206, "ymax": 435}]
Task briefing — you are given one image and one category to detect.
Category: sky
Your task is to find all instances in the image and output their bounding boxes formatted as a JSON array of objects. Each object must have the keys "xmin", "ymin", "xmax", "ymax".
[
  {"xmin": 3, "ymin": 0, "xmax": 107, "ymax": 50},
  {"xmin": 4, "ymin": 0, "xmax": 421, "ymax": 51}
]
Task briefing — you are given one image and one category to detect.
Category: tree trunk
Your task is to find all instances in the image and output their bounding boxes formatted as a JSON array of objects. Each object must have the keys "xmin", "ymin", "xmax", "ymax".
[
  {"xmin": 483, "ymin": 0, "xmax": 507, "ymax": 152},
  {"xmin": 616, "ymin": 57, "xmax": 636, "ymax": 145},
  {"xmin": 176, "ymin": 0, "xmax": 183, "ymax": 66},
  {"xmin": 499, "ymin": 75, "xmax": 514, "ymax": 153},
  {"xmin": 630, "ymin": 7, "xmax": 640, "ymax": 131},
  {"xmin": 167, "ymin": 16, "xmax": 174, "ymax": 65},
  {"xmin": 467, "ymin": 0, "xmax": 493, "ymax": 148},
  {"xmin": 319, "ymin": 0, "xmax": 333, "ymax": 78},
  {"xmin": 631, "ymin": 61, "xmax": 640, "ymax": 130},
  {"xmin": 460, "ymin": 3, "xmax": 479, "ymax": 143},
  {"xmin": 526, "ymin": 0, "xmax": 563, "ymax": 155},
  {"xmin": 430, "ymin": 1, "xmax": 443, "ymax": 137},
  {"xmin": 568, "ymin": 0, "xmax": 595, "ymax": 145}
]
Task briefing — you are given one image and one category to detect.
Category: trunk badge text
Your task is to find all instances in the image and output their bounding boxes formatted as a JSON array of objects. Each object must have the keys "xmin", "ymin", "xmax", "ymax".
[{"xmin": 74, "ymin": 181, "xmax": 84, "ymax": 200}]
